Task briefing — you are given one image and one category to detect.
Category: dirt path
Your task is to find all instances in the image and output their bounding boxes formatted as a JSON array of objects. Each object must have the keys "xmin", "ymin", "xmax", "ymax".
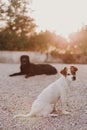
[{"xmin": 0, "ymin": 63, "xmax": 87, "ymax": 130}]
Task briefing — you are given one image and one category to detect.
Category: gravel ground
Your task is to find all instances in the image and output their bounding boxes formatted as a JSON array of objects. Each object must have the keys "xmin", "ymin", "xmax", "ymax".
[{"xmin": 0, "ymin": 63, "xmax": 87, "ymax": 130}]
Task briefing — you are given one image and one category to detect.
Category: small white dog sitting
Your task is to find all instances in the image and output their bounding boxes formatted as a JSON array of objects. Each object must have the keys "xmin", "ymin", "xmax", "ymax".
[{"xmin": 14, "ymin": 66, "xmax": 78, "ymax": 118}]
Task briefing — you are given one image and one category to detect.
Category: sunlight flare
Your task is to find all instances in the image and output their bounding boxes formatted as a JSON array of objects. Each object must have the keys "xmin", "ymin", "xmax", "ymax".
[{"xmin": 31, "ymin": 0, "xmax": 87, "ymax": 38}]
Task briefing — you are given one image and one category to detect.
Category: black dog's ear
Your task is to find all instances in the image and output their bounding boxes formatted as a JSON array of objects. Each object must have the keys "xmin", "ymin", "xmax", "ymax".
[{"xmin": 60, "ymin": 67, "xmax": 67, "ymax": 77}]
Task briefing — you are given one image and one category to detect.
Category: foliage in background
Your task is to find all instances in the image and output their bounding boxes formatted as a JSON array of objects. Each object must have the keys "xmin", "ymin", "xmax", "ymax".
[
  {"xmin": 0, "ymin": 0, "xmax": 36, "ymax": 50},
  {"xmin": 0, "ymin": 0, "xmax": 87, "ymax": 64}
]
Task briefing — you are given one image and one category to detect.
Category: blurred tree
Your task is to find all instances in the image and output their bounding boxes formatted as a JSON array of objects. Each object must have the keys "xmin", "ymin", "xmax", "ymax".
[
  {"xmin": 69, "ymin": 25, "xmax": 87, "ymax": 55},
  {"xmin": 0, "ymin": 0, "xmax": 36, "ymax": 50},
  {"xmin": 78, "ymin": 25, "xmax": 87, "ymax": 55},
  {"xmin": 28, "ymin": 31, "xmax": 60, "ymax": 53},
  {"xmin": 5, "ymin": 0, "xmax": 36, "ymax": 37}
]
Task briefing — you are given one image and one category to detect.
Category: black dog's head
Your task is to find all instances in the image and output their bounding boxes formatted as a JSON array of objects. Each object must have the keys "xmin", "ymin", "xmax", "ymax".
[{"xmin": 20, "ymin": 55, "xmax": 30, "ymax": 65}]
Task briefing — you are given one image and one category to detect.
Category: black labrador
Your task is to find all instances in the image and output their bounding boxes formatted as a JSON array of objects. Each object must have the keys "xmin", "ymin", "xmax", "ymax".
[{"xmin": 9, "ymin": 55, "xmax": 57, "ymax": 78}]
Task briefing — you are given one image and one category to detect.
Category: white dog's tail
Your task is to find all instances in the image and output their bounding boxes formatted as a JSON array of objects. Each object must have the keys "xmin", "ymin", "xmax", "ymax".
[{"xmin": 13, "ymin": 112, "xmax": 35, "ymax": 119}]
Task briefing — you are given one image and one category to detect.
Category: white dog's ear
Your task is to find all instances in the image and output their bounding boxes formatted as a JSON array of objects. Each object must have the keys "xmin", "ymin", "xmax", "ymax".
[
  {"xmin": 70, "ymin": 66, "xmax": 78, "ymax": 73},
  {"xmin": 60, "ymin": 67, "xmax": 67, "ymax": 76}
]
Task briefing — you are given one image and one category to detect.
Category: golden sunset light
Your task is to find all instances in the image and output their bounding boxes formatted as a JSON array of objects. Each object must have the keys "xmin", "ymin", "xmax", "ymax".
[
  {"xmin": 0, "ymin": 0, "xmax": 87, "ymax": 58},
  {"xmin": 0, "ymin": 2, "xmax": 87, "ymax": 128},
  {"xmin": 31, "ymin": 0, "xmax": 87, "ymax": 38}
]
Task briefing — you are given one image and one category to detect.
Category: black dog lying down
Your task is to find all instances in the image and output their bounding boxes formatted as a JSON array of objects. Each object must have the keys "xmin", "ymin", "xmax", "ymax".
[{"xmin": 9, "ymin": 55, "xmax": 57, "ymax": 78}]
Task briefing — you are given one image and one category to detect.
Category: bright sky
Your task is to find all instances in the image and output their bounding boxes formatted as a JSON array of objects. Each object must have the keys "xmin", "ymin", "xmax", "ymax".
[{"xmin": 31, "ymin": 0, "xmax": 87, "ymax": 38}]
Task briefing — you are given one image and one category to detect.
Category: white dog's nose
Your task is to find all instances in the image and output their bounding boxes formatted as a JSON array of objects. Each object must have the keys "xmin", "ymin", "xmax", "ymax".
[{"xmin": 72, "ymin": 76, "xmax": 76, "ymax": 80}]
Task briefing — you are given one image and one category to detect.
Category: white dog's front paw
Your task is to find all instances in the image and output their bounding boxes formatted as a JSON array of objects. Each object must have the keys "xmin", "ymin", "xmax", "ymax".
[
  {"xmin": 62, "ymin": 110, "xmax": 70, "ymax": 115},
  {"xmin": 49, "ymin": 113, "xmax": 58, "ymax": 117}
]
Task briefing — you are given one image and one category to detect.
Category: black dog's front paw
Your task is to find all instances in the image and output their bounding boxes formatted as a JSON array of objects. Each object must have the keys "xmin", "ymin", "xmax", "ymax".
[
  {"xmin": 9, "ymin": 74, "xmax": 13, "ymax": 77},
  {"xmin": 25, "ymin": 75, "xmax": 29, "ymax": 78}
]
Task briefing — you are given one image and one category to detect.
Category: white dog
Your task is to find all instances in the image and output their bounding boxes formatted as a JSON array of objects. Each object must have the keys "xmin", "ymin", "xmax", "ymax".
[{"xmin": 14, "ymin": 66, "xmax": 78, "ymax": 118}]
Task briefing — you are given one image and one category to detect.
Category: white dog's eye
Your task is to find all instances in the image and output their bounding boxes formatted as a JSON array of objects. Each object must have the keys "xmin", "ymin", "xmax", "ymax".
[{"xmin": 67, "ymin": 73, "xmax": 71, "ymax": 75}]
